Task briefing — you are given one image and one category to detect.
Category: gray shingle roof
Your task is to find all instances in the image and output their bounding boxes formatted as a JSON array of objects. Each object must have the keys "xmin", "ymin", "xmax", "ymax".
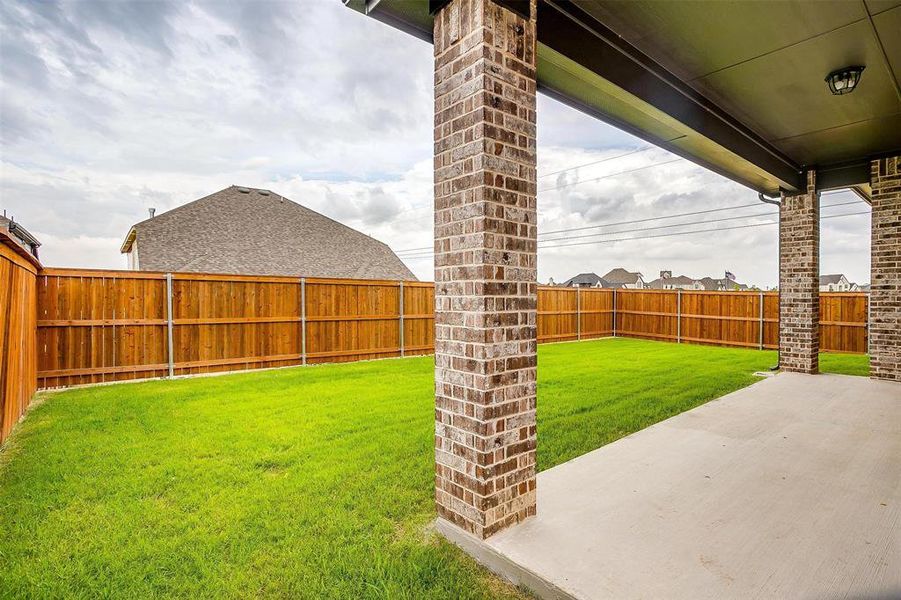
[
  {"xmin": 601, "ymin": 268, "xmax": 642, "ymax": 285},
  {"xmin": 647, "ymin": 275, "xmax": 693, "ymax": 289},
  {"xmin": 121, "ymin": 186, "xmax": 417, "ymax": 280},
  {"xmin": 696, "ymin": 277, "xmax": 721, "ymax": 291},
  {"xmin": 646, "ymin": 275, "xmax": 749, "ymax": 291},
  {"xmin": 819, "ymin": 274, "xmax": 845, "ymax": 285},
  {"xmin": 561, "ymin": 272, "xmax": 607, "ymax": 287}
]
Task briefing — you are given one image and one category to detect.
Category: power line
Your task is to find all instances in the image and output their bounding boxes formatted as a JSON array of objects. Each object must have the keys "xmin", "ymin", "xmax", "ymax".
[
  {"xmin": 538, "ymin": 157, "xmax": 684, "ymax": 193},
  {"xmin": 394, "ymin": 243, "xmax": 432, "ymax": 253},
  {"xmin": 540, "ymin": 202, "xmax": 765, "ymax": 237},
  {"xmin": 396, "ymin": 209, "xmax": 869, "ymax": 258},
  {"xmin": 539, "ymin": 200, "xmax": 863, "ymax": 244},
  {"xmin": 539, "ymin": 210, "xmax": 870, "ymax": 250},
  {"xmin": 396, "ymin": 199, "xmax": 769, "ymax": 253},
  {"xmin": 388, "ymin": 183, "xmax": 852, "ymax": 231},
  {"xmin": 395, "ymin": 199, "xmax": 865, "ymax": 255},
  {"xmin": 541, "ymin": 211, "xmax": 775, "ymax": 244},
  {"xmin": 538, "ymin": 146, "xmax": 655, "ymax": 179}
]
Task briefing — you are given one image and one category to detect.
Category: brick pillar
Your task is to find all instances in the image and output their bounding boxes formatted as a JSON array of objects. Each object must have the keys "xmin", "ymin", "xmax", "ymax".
[
  {"xmin": 869, "ymin": 156, "xmax": 901, "ymax": 381},
  {"xmin": 433, "ymin": 0, "xmax": 538, "ymax": 539},
  {"xmin": 779, "ymin": 171, "xmax": 820, "ymax": 374}
]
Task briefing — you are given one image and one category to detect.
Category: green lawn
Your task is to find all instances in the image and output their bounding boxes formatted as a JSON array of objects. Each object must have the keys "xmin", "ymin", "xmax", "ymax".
[
  {"xmin": 819, "ymin": 352, "xmax": 870, "ymax": 377},
  {"xmin": 0, "ymin": 339, "xmax": 866, "ymax": 598}
]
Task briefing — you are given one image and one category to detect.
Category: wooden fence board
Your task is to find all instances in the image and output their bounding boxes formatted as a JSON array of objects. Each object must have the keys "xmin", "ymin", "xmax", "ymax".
[
  {"xmin": 403, "ymin": 283, "xmax": 434, "ymax": 357},
  {"xmin": 578, "ymin": 288, "xmax": 614, "ymax": 340},
  {"xmin": 36, "ymin": 272, "xmax": 169, "ymax": 387},
  {"xmin": 820, "ymin": 293, "xmax": 868, "ymax": 353},
  {"xmin": 616, "ymin": 289, "xmax": 679, "ymax": 342},
  {"xmin": 31, "ymin": 268, "xmax": 871, "ymax": 388},
  {"xmin": 0, "ymin": 236, "xmax": 39, "ymax": 443},
  {"xmin": 538, "ymin": 287, "xmax": 579, "ymax": 343}
]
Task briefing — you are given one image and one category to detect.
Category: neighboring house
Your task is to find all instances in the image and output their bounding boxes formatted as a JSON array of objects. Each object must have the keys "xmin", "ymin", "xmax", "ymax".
[
  {"xmin": 601, "ymin": 268, "xmax": 645, "ymax": 289},
  {"xmin": 0, "ymin": 214, "xmax": 40, "ymax": 260},
  {"xmin": 120, "ymin": 186, "xmax": 417, "ymax": 280},
  {"xmin": 696, "ymin": 277, "xmax": 724, "ymax": 291},
  {"xmin": 560, "ymin": 272, "xmax": 608, "ymax": 288},
  {"xmin": 859, "ymin": 283, "xmax": 871, "ymax": 292},
  {"xmin": 647, "ymin": 271, "xmax": 704, "ymax": 290},
  {"xmin": 647, "ymin": 270, "xmax": 750, "ymax": 291},
  {"xmin": 714, "ymin": 277, "xmax": 750, "ymax": 291},
  {"xmin": 819, "ymin": 274, "xmax": 856, "ymax": 292}
]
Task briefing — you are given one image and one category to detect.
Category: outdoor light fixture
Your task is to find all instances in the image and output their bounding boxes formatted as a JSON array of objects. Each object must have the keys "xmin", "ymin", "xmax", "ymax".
[{"xmin": 825, "ymin": 66, "xmax": 865, "ymax": 95}]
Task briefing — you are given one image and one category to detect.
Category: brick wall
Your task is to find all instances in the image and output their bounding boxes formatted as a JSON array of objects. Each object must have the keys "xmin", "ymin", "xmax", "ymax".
[
  {"xmin": 779, "ymin": 171, "xmax": 819, "ymax": 374},
  {"xmin": 433, "ymin": 0, "xmax": 538, "ymax": 539},
  {"xmin": 870, "ymin": 156, "xmax": 900, "ymax": 381}
]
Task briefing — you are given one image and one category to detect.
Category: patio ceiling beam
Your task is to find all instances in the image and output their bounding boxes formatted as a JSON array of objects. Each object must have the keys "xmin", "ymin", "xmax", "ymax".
[
  {"xmin": 815, "ymin": 158, "xmax": 872, "ymax": 192},
  {"xmin": 535, "ymin": 0, "xmax": 803, "ymax": 193}
]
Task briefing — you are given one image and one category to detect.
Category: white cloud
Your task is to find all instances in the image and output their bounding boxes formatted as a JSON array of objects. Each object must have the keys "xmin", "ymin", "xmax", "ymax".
[{"xmin": 1, "ymin": 0, "xmax": 872, "ymax": 288}]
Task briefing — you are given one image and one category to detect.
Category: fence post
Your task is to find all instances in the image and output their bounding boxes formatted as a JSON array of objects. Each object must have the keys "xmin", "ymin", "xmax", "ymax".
[
  {"xmin": 612, "ymin": 288, "xmax": 617, "ymax": 337},
  {"xmin": 165, "ymin": 273, "xmax": 174, "ymax": 378},
  {"xmin": 759, "ymin": 292, "xmax": 765, "ymax": 350},
  {"xmin": 300, "ymin": 278, "xmax": 307, "ymax": 366},
  {"xmin": 676, "ymin": 289, "xmax": 682, "ymax": 343},
  {"xmin": 576, "ymin": 287, "xmax": 581, "ymax": 341},
  {"xmin": 399, "ymin": 280, "xmax": 405, "ymax": 357}
]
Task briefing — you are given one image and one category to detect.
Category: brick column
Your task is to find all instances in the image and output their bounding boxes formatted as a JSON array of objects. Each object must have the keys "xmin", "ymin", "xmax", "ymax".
[
  {"xmin": 433, "ymin": 0, "xmax": 538, "ymax": 539},
  {"xmin": 779, "ymin": 171, "xmax": 819, "ymax": 374},
  {"xmin": 869, "ymin": 156, "xmax": 901, "ymax": 381}
]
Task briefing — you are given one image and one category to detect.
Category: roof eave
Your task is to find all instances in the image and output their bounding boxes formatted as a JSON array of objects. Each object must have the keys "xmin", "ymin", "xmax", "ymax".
[{"xmin": 120, "ymin": 227, "xmax": 137, "ymax": 254}]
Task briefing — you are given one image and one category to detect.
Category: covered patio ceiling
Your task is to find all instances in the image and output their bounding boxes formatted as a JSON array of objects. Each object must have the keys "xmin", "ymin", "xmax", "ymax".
[{"xmin": 346, "ymin": 0, "xmax": 901, "ymax": 195}]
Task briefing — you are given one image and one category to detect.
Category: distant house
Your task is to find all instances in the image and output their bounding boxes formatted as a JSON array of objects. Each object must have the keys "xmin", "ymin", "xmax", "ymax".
[
  {"xmin": 0, "ymin": 214, "xmax": 40, "ymax": 260},
  {"xmin": 819, "ymin": 274, "xmax": 857, "ymax": 292},
  {"xmin": 647, "ymin": 271, "xmax": 703, "ymax": 290},
  {"xmin": 560, "ymin": 272, "xmax": 608, "ymax": 288},
  {"xmin": 696, "ymin": 277, "xmax": 722, "ymax": 291},
  {"xmin": 713, "ymin": 275, "xmax": 750, "ymax": 291},
  {"xmin": 120, "ymin": 186, "xmax": 416, "ymax": 280},
  {"xmin": 601, "ymin": 268, "xmax": 645, "ymax": 289},
  {"xmin": 647, "ymin": 270, "xmax": 750, "ymax": 291}
]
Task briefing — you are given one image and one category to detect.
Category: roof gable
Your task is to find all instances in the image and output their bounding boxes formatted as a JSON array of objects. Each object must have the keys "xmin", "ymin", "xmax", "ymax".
[
  {"xmin": 562, "ymin": 272, "xmax": 604, "ymax": 286},
  {"xmin": 602, "ymin": 268, "xmax": 643, "ymax": 284},
  {"xmin": 819, "ymin": 274, "xmax": 847, "ymax": 285},
  {"xmin": 122, "ymin": 186, "xmax": 416, "ymax": 280}
]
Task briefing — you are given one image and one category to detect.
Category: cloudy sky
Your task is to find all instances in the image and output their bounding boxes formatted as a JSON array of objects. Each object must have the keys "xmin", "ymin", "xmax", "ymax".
[{"xmin": 1, "ymin": 0, "xmax": 871, "ymax": 288}]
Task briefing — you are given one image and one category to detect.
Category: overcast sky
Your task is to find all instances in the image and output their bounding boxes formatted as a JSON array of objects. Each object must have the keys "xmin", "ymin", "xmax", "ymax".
[{"xmin": 0, "ymin": 0, "xmax": 871, "ymax": 288}]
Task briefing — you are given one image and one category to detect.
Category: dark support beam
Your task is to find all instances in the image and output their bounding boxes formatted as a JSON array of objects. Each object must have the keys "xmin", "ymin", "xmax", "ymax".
[{"xmin": 815, "ymin": 160, "xmax": 871, "ymax": 192}]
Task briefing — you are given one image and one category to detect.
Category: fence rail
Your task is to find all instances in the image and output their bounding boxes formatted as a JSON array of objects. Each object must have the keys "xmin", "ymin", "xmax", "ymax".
[{"xmin": 33, "ymin": 268, "xmax": 869, "ymax": 389}]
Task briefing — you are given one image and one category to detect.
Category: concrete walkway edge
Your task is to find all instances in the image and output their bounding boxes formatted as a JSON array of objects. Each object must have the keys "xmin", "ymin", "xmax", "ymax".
[{"xmin": 435, "ymin": 518, "xmax": 578, "ymax": 600}]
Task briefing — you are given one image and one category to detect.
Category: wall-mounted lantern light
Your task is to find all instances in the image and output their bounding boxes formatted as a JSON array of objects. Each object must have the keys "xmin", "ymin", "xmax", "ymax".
[{"xmin": 825, "ymin": 66, "xmax": 865, "ymax": 95}]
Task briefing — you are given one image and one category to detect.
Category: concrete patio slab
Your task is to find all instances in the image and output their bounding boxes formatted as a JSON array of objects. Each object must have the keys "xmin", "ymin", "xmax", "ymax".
[{"xmin": 441, "ymin": 373, "xmax": 901, "ymax": 599}]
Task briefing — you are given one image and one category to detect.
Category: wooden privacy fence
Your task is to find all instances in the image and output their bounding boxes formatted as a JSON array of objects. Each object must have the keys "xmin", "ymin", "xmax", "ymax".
[
  {"xmin": 36, "ymin": 270, "xmax": 435, "ymax": 388},
  {"xmin": 33, "ymin": 268, "xmax": 870, "ymax": 389},
  {"xmin": 537, "ymin": 287, "xmax": 867, "ymax": 353},
  {"xmin": 0, "ymin": 233, "xmax": 39, "ymax": 444}
]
